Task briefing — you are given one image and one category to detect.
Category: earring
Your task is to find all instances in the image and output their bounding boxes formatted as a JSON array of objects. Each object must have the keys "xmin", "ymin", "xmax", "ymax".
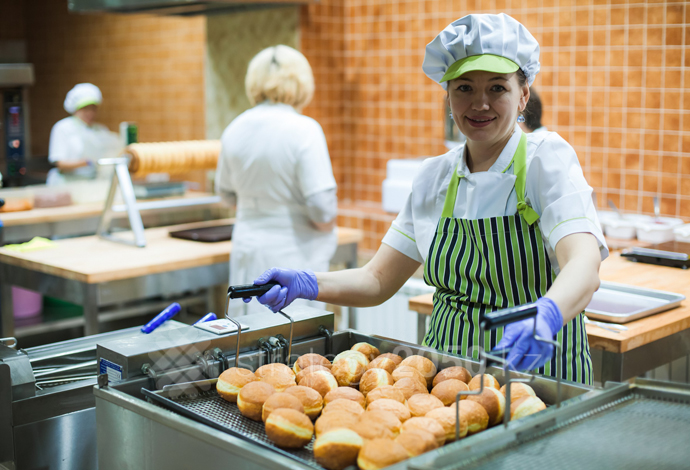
[
  {"xmin": 449, "ymin": 111, "xmax": 453, "ymax": 118},
  {"xmin": 517, "ymin": 115, "xmax": 525, "ymax": 123}
]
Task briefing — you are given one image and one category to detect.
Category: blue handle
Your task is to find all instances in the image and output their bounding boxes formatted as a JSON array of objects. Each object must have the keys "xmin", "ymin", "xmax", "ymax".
[
  {"xmin": 141, "ymin": 303, "xmax": 181, "ymax": 334},
  {"xmin": 193, "ymin": 312, "xmax": 217, "ymax": 325}
]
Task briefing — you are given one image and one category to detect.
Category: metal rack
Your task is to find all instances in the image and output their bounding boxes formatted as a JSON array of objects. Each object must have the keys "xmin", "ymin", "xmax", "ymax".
[{"xmin": 96, "ymin": 156, "xmax": 220, "ymax": 247}]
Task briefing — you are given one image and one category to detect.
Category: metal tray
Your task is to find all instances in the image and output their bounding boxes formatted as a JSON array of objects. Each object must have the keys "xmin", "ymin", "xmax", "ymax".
[
  {"xmin": 142, "ymin": 379, "xmax": 322, "ymax": 469},
  {"xmin": 585, "ymin": 281, "xmax": 685, "ymax": 324},
  {"xmin": 408, "ymin": 380, "xmax": 690, "ymax": 470}
]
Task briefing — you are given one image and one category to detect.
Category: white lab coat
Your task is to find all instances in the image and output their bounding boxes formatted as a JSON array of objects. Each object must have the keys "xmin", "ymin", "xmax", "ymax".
[
  {"xmin": 216, "ymin": 102, "xmax": 338, "ymax": 316},
  {"xmin": 47, "ymin": 116, "xmax": 121, "ymax": 185}
]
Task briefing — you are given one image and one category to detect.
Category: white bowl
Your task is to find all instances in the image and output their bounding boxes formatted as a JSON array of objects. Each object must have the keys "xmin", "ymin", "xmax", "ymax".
[{"xmin": 636, "ymin": 217, "xmax": 683, "ymax": 244}]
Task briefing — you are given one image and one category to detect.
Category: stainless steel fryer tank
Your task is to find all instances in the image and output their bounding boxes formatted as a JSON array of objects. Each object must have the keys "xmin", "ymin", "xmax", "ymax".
[{"xmin": 94, "ymin": 312, "xmax": 593, "ymax": 470}]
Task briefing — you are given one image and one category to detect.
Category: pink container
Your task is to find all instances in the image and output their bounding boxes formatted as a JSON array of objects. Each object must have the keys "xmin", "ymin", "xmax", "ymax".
[{"xmin": 12, "ymin": 286, "xmax": 43, "ymax": 318}]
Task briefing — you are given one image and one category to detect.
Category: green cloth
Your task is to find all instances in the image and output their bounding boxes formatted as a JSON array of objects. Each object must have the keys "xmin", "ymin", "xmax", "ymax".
[{"xmin": 4, "ymin": 237, "xmax": 56, "ymax": 253}]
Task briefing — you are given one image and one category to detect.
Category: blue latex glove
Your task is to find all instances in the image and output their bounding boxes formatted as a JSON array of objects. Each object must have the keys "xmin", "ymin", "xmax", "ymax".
[
  {"xmin": 494, "ymin": 297, "xmax": 563, "ymax": 371},
  {"xmin": 247, "ymin": 268, "xmax": 319, "ymax": 313}
]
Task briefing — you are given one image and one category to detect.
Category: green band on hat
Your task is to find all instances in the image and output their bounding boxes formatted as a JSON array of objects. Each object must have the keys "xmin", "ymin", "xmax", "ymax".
[
  {"xmin": 74, "ymin": 97, "xmax": 101, "ymax": 111},
  {"xmin": 440, "ymin": 54, "xmax": 520, "ymax": 83}
]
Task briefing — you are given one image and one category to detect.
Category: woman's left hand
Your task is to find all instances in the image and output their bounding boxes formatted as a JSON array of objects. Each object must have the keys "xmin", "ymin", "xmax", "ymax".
[{"xmin": 494, "ymin": 297, "xmax": 563, "ymax": 371}]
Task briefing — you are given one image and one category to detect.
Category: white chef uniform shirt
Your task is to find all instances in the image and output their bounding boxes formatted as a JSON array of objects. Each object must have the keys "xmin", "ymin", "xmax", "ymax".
[{"xmin": 382, "ymin": 126, "xmax": 608, "ymax": 275}]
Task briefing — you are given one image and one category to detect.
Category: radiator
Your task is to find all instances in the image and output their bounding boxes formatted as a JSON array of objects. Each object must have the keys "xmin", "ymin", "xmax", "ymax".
[{"xmin": 353, "ymin": 278, "xmax": 435, "ymax": 344}]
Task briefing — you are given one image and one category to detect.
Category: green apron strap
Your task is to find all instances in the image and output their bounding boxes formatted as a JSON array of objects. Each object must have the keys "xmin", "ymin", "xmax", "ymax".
[
  {"xmin": 513, "ymin": 133, "xmax": 540, "ymax": 225},
  {"xmin": 441, "ymin": 164, "xmax": 462, "ymax": 218}
]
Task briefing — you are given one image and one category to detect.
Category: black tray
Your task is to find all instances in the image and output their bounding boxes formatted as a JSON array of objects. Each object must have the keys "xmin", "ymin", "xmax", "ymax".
[
  {"xmin": 621, "ymin": 241, "xmax": 690, "ymax": 269},
  {"xmin": 169, "ymin": 224, "xmax": 234, "ymax": 242}
]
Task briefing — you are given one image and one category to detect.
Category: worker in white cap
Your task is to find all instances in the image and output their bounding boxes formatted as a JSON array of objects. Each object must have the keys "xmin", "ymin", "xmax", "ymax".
[
  {"xmin": 249, "ymin": 14, "xmax": 607, "ymax": 384},
  {"xmin": 47, "ymin": 83, "xmax": 121, "ymax": 185}
]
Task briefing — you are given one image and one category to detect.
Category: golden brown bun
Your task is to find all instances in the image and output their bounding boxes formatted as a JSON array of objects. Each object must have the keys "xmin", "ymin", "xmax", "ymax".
[
  {"xmin": 354, "ymin": 410, "xmax": 402, "ymax": 440},
  {"xmin": 431, "ymin": 378, "xmax": 470, "ymax": 406},
  {"xmin": 500, "ymin": 382, "xmax": 537, "ymax": 404},
  {"xmin": 324, "ymin": 386, "xmax": 366, "ymax": 408},
  {"xmin": 262, "ymin": 392, "xmax": 305, "ymax": 422},
  {"xmin": 399, "ymin": 355, "xmax": 437, "ymax": 388},
  {"xmin": 395, "ymin": 429, "xmax": 439, "ymax": 457},
  {"xmin": 467, "ymin": 387, "xmax": 505, "ymax": 426},
  {"xmin": 237, "ymin": 381, "xmax": 276, "ymax": 421},
  {"xmin": 313, "ymin": 428, "xmax": 364, "ymax": 470},
  {"xmin": 255, "ymin": 363, "xmax": 296, "ymax": 392},
  {"xmin": 293, "ymin": 353, "xmax": 332, "ymax": 374},
  {"xmin": 394, "ymin": 377, "xmax": 429, "ymax": 400},
  {"xmin": 351, "ymin": 342, "xmax": 380, "ymax": 361},
  {"xmin": 407, "ymin": 393, "xmax": 444, "ymax": 417},
  {"xmin": 359, "ymin": 368, "xmax": 395, "ymax": 396},
  {"xmin": 450, "ymin": 400, "xmax": 489, "ymax": 435},
  {"xmin": 366, "ymin": 398, "xmax": 411, "ymax": 423},
  {"xmin": 365, "ymin": 385, "xmax": 406, "ymax": 407},
  {"xmin": 401, "ymin": 417, "xmax": 446, "ymax": 447},
  {"xmin": 296, "ymin": 364, "xmax": 332, "ymax": 383},
  {"xmin": 216, "ymin": 367, "xmax": 257, "ymax": 402},
  {"xmin": 432, "ymin": 366, "xmax": 472, "ymax": 387},
  {"xmin": 284, "ymin": 385, "xmax": 323, "ymax": 420},
  {"xmin": 264, "ymin": 408, "xmax": 313, "ymax": 448},
  {"xmin": 299, "ymin": 370, "xmax": 339, "ymax": 397},
  {"xmin": 332, "ymin": 350, "xmax": 369, "ymax": 368},
  {"xmin": 425, "ymin": 407, "xmax": 468, "ymax": 442},
  {"xmin": 331, "ymin": 356, "xmax": 366, "ymax": 387},
  {"xmin": 315, "ymin": 410, "xmax": 359, "ymax": 437},
  {"xmin": 377, "ymin": 353, "xmax": 403, "ymax": 366},
  {"xmin": 391, "ymin": 366, "xmax": 427, "ymax": 387},
  {"xmin": 510, "ymin": 396, "xmax": 546, "ymax": 420},
  {"xmin": 468, "ymin": 374, "xmax": 500, "ymax": 392},
  {"xmin": 322, "ymin": 398, "xmax": 365, "ymax": 417},
  {"xmin": 357, "ymin": 438, "xmax": 408, "ymax": 470},
  {"xmin": 366, "ymin": 356, "xmax": 397, "ymax": 375}
]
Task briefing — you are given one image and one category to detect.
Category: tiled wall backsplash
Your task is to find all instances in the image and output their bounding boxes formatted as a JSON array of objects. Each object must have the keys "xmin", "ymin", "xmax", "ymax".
[{"xmin": 301, "ymin": 0, "xmax": 690, "ymax": 254}]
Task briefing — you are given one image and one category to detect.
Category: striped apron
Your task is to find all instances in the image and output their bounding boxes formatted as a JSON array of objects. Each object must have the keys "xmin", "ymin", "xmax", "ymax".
[{"xmin": 422, "ymin": 134, "xmax": 592, "ymax": 384}]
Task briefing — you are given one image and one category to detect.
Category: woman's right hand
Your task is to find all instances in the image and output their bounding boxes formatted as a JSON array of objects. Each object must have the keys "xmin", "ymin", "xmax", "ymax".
[{"xmin": 252, "ymin": 268, "xmax": 319, "ymax": 313}]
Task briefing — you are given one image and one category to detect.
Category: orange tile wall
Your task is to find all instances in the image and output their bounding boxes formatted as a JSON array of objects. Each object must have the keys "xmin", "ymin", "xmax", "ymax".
[
  {"xmin": 301, "ymin": 0, "xmax": 690, "ymax": 255},
  {"xmin": 23, "ymin": 1, "xmax": 206, "ymax": 157}
]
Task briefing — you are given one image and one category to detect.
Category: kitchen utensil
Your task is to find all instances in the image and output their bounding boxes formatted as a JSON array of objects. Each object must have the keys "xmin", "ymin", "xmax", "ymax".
[
  {"xmin": 653, "ymin": 196, "xmax": 661, "ymax": 222},
  {"xmin": 140, "ymin": 302, "xmax": 181, "ymax": 334},
  {"xmin": 621, "ymin": 242, "xmax": 690, "ymax": 269},
  {"xmin": 607, "ymin": 198, "xmax": 623, "ymax": 218},
  {"xmin": 193, "ymin": 312, "xmax": 217, "ymax": 325},
  {"xmin": 585, "ymin": 281, "xmax": 685, "ymax": 323},
  {"xmin": 169, "ymin": 224, "xmax": 234, "ymax": 243},
  {"xmin": 227, "ymin": 282, "xmax": 279, "ymax": 299}
]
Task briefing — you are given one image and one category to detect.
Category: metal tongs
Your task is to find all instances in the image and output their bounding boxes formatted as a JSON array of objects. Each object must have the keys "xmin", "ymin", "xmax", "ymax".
[
  {"xmin": 452, "ymin": 303, "xmax": 562, "ymax": 440},
  {"xmin": 224, "ymin": 282, "xmax": 294, "ymax": 367}
]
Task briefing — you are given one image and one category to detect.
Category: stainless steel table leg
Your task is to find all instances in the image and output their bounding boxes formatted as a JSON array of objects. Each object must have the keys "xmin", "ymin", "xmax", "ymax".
[
  {"xmin": 345, "ymin": 248, "xmax": 358, "ymax": 331},
  {"xmin": 83, "ymin": 284, "xmax": 99, "ymax": 336},
  {"xmin": 0, "ymin": 283, "xmax": 14, "ymax": 338}
]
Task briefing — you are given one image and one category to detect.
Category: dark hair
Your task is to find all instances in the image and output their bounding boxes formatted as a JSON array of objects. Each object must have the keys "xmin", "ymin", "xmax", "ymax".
[
  {"xmin": 522, "ymin": 86, "xmax": 542, "ymax": 131},
  {"xmin": 516, "ymin": 68, "xmax": 528, "ymax": 87}
]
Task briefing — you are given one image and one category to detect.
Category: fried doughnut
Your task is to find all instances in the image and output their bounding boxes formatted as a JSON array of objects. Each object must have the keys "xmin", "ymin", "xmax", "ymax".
[
  {"xmin": 510, "ymin": 396, "xmax": 546, "ymax": 420},
  {"xmin": 399, "ymin": 355, "xmax": 437, "ymax": 388},
  {"xmin": 261, "ymin": 392, "xmax": 304, "ymax": 422},
  {"xmin": 394, "ymin": 377, "xmax": 429, "ymax": 400},
  {"xmin": 264, "ymin": 408, "xmax": 313, "ymax": 448},
  {"xmin": 500, "ymin": 382, "xmax": 537, "ymax": 404},
  {"xmin": 300, "ymin": 370, "xmax": 339, "ymax": 397},
  {"xmin": 284, "ymin": 385, "xmax": 323, "ymax": 420},
  {"xmin": 237, "ymin": 381, "xmax": 276, "ymax": 421},
  {"xmin": 293, "ymin": 353, "xmax": 332, "ymax": 374},
  {"xmin": 425, "ymin": 406, "xmax": 468, "ymax": 442},
  {"xmin": 395, "ymin": 429, "xmax": 439, "ymax": 457},
  {"xmin": 432, "ymin": 366, "xmax": 472, "ymax": 387},
  {"xmin": 377, "ymin": 353, "xmax": 403, "ymax": 366},
  {"xmin": 216, "ymin": 367, "xmax": 256, "ymax": 402},
  {"xmin": 449, "ymin": 400, "xmax": 489, "ymax": 435},
  {"xmin": 331, "ymin": 356, "xmax": 366, "ymax": 387},
  {"xmin": 354, "ymin": 410, "xmax": 402, "ymax": 440},
  {"xmin": 357, "ymin": 438, "xmax": 408, "ymax": 470},
  {"xmin": 468, "ymin": 374, "xmax": 500, "ymax": 392},
  {"xmin": 467, "ymin": 387, "xmax": 505, "ymax": 426},
  {"xmin": 391, "ymin": 366, "xmax": 427, "ymax": 387},
  {"xmin": 313, "ymin": 428, "xmax": 364, "ymax": 470},
  {"xmin": 322, "ymin": 398, "xmax": 365, "ymax": 417},
  {"xmin": 366, "ymin": 398, "xmax": 411, "ymax": 422},
  {"xmin": 351, "ymin": 342, "xmax": 380, "ymax": 361},
  {"xmin": 407, "ymin": 393, "xmax": 444, "ymax": 417},
  {"xmin": 366, "ymin": 356, "xmax": 397, "ymax": 375},
  {"xmin": 324, "ymin": 386, "xmax": 366, "ymax": 408},
  {"xmin": 332, "ymin": 350, "xmax": 369, "ymax": 368},
  {"xmin": 401, "ymin": 417, "xmax": 446, "ymax": 447},
  {"xmin": 315, "ymin": 410, "xmax": 359, "ymax": 437},
  {"xmin": 365, "ymin": 385, "xmax": 406, "ymax": 407},
  {"xmin": 431, "ymin": 378, "xmax": 470, "ymax": 406},
  {"xmin": 359, "ymin": 368, "xmax": 395, "ymax": 396},
  {"xmin": 255, "ymin": 363, "xmax": 296, "ymax": 392},
  {"xmin": 296, "ymin": 364, "xmax": 332, "ymax": 383}
]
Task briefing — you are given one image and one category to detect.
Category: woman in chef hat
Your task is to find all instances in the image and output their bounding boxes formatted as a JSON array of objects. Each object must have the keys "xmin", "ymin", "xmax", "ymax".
[
  {"xmin": 250, "ymin": 15, "xmax": 607, "ymax": 384},
  {"xmin": 47, "ymin": 83, "xmax": 121, "ymax": 185},
  {"xmin": 216, "ymin": 45, "xmax": 338, "ymax": 316}
]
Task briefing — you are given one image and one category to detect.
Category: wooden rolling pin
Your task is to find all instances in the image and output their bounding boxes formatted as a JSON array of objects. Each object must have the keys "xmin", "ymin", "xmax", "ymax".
[{"xmin": 126, "ymin": 140, "xmax": 221, "ymax": 175}]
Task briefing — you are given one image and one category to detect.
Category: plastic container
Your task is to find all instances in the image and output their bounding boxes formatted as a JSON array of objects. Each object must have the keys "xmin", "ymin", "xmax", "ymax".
[
  {"xmin": 636, "ymin": 217, "xmax": 684, "ymax": 244},
  {"xmin": 604, "ymin": 217, "xmax": 640, "ymax": 239},
  {"xmin": 12, "ymin": 286, "xmax": 43, "ymax": 318},
  {"xmin": 674, "ymin": 224, "xmax": 690, "ymax": 243}
]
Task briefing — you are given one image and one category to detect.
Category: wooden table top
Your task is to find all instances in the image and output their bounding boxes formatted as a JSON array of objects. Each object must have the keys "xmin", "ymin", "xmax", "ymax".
[
  {"xmin": 408, "ymin": 253, "xmax": 690, "ymax": 354},
  {"xmin": 0, "ymin": 191, "xmax": 221, "ymax": 227},
  {"xmin": 0, "ymin": 219, "xmax": 363, "ymax": 285}
]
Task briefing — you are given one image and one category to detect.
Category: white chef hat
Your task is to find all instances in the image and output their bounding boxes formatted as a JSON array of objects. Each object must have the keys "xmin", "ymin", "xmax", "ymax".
[
  {"xmin": 64, "ymin": 83, "xmax": 103, "ymax": 114},
  {"xmin": 423, "ymin": 13, "xmax": 540, "ymax": 90}
]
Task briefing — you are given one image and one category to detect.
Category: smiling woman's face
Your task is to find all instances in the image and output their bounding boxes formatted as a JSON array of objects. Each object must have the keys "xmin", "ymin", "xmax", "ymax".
[{"xmin": 447, "ymin": 70, "xmax": 529, "ymax": 145}]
